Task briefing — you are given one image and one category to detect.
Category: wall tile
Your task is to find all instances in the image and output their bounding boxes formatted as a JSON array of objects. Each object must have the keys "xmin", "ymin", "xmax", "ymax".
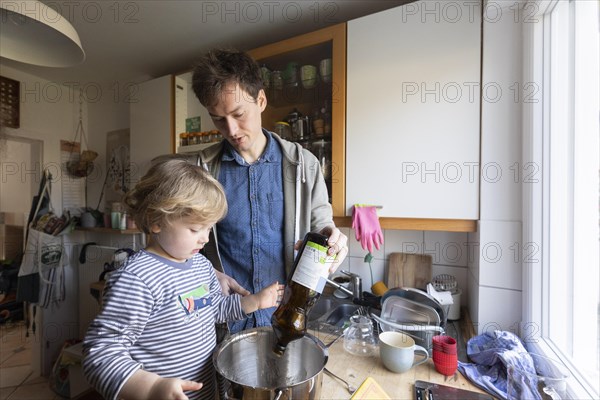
[
  {"xmin": 383, "ymin": 230, "xmax": 424, "ymax": 256},
  {"xmin": 478, "ymin": 220, "xmax": 522, "ymax": 290},
  {"xmin": 336, "ymin": 251, "xmax": 350, "ymax": 272},
  {"xmin": 346, "ymin": 255, "xmax": 386, "ymax": 290},
  {"xmin": 424, "ymin": 231, "xmax": 469, "ymax": 267},
  {"xmin": 480, "ymin": 13, "xmax": 523, "ymax": 222},
  {"xmin": 467, "ymin": 269, "xmax": 480, "ymax": 327},
  {"xmin": 347, "ymin": 227, "xmax": 385, "ymax": 259},
  {"xmin": 467, "ymin": 228, "xmax": 480, "ymax": 283},
  {"xmin": 475, "ymin": 286, "xmax": 522, "ymax": 335}
]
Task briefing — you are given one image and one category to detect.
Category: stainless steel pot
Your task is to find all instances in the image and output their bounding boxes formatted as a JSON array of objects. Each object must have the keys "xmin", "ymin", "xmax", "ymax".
[{"xmin": 213, "ymin": 327, "xmax": 328, "ymax": 400}]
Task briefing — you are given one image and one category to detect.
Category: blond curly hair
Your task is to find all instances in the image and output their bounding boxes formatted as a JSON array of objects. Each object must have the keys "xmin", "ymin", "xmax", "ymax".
[{"xmin": 123, "ymin": 159, "xmax": 227, "ymax": 234}]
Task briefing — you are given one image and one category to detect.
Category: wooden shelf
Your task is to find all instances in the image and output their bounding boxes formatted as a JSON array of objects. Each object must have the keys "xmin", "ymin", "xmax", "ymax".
[
  {"xmin": 176, "ymin": 142, "xmax": 217, "ymax": 154},
  {"xmin": 333, "ymin": 217, "xmax": 478, "ymax": 233}
]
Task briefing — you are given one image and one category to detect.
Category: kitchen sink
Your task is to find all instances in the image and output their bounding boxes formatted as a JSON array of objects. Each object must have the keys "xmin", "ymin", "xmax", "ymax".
[
  {"xmin": 307, "ymin": 297, "xmax": 337, "ymax": 321},
  {"xmin": 325, "ymin": 303, "xmax": 361, "ymax": 327},
  {"xmin": 307, "ymin": 296, "xmax": 363, "ymax": 334}
]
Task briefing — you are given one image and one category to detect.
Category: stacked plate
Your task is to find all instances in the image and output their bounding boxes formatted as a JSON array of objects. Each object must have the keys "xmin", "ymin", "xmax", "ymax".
[{"xmin": 371, "ymin": 287, "xmax": 446, "ymax": 354}]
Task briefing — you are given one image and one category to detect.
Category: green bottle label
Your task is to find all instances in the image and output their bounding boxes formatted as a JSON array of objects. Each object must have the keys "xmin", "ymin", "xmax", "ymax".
[{"xmin": 291, "ymin": 240, "xmax": 331, "ymax": 293}]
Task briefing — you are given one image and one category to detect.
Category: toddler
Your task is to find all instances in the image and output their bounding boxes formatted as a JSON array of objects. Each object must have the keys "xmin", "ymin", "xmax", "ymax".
[{"xmin": 83, "ymin": 159, "xmax": 281, "ymax": 400}]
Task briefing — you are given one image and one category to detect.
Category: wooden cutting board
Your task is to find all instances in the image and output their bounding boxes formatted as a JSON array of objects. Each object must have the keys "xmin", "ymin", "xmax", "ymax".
[{"xmin": 386, "ymin": 252, "xmax": 432, "ymax": 290}]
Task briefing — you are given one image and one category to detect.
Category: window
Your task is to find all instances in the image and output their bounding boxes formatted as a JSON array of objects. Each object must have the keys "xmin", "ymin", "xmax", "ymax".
[{"xmin": 523, "ymin": 0, "xmax": 599, "ymax": 398}]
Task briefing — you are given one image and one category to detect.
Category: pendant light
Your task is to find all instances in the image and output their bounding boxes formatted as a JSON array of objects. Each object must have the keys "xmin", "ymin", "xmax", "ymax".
[{"xmin": 0, "ymin": 0, "xmax": 85, "ymax": 67}]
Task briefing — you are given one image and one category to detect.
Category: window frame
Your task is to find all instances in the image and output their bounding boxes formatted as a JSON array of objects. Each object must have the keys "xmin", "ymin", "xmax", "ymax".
[{"xmin": 521, "ymin": 1, "xmax": 599, "ymax": 398}]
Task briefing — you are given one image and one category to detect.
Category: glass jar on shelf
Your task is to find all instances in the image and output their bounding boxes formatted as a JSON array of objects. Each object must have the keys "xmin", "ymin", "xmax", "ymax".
[
  {"xmin": 271, "ymin": 70, "xmax": 283, "ymax": 90},
  {"xmin": 310, "ymin": 139, "xmax": 332, "ymax": 180},
  {"xmin": 320, "ymin": 101, "xmax": 332, "ymax": 136},
  {"xmin": 193, "ymin": 132, "xmax": 202, "ymax": 145},
  {"xmin": 209, "ymin": 130, "xmax": 221, "ymax": 142},
  {"xmin": 274, "ymin": 121, "xmax": 292, "ymax": 140},
  {"xmin": 179, "ymin": 133, "xmax": 189, "ymax": 147},
  {"xmin": 260, "ymin": 64, "xmax": 271, "ymax": 88}
]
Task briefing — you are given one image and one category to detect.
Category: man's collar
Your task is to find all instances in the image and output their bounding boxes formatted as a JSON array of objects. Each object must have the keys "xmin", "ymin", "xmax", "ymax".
[{"xmin": 222, "ymin": 129, "xmax": 276, "ymax": 164}]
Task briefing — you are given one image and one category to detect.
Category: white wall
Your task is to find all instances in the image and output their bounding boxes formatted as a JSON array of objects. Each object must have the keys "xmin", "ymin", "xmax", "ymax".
[
  {"xmin": 181, "ymin": 71, "xmax": 216, "ymax": 133},
  {"xmin": 85, "ymin": 82, "xmax": 130, "ymax": 214},
  {"xmin": 468, "ymin": 3, "xmax": 524, "ymax": 334},
  {"xmin": 0, "ymin": 64, "xmax": 80, "ymax": 211}
]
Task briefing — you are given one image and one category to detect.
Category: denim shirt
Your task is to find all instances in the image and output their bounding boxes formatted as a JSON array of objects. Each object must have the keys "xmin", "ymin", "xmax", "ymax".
[{"xmin": 217, "ymin": 131, "xmax": 286, "ymax": 333}]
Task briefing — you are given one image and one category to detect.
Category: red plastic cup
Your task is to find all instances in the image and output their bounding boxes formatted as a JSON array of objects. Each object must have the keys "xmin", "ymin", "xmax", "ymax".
[
  {"xmin": 432, "ymin": 335, "xmax": 457, "ymax": 355},
  {"xmin": 432, "ymin": 348, "xmax": 458, "ymax": 376}
]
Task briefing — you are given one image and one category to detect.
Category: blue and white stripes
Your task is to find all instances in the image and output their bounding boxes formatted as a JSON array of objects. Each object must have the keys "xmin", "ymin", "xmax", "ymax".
[{"xmin": 83, "ymin": 250, "xmax": 245, "ymax": 400}]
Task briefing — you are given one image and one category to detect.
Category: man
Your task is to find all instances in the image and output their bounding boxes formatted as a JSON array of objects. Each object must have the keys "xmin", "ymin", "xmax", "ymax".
[{"xmin": 189, "ymin": 48, "xmax": 348, "ymax": 332}]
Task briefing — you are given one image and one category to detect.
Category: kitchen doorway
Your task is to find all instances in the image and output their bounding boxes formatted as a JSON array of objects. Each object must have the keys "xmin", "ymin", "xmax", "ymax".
[
  {"xmin": 0, "ymin": 135, "xmax": 43, "ymax": 216},
  {"xmin": 0, "ymin": 134, "xmax": 43, "ymax": 380}
]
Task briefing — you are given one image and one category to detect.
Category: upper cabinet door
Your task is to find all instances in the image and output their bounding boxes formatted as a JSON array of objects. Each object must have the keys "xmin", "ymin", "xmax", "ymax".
[
  {"xmin": 130, "ymin": 75, "xmax": 174, "ymax": 183},
  {"xmin": 347, "ymin": 1, "xmax": 481, "ymax": 222}
]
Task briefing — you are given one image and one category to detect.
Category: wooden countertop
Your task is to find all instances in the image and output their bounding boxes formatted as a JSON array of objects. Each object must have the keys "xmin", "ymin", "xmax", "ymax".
[{"xmin": 311, "ymin": 329, "xmax": 489, "ymax": 399}]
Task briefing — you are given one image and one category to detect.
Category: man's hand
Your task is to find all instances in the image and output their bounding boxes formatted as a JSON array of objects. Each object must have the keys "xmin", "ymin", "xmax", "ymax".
[
  {"xmin": 215, "ymin": 270, "xmax": 250, "ymax": 295},
  {"xmin": 320, "ymin": 226, "xmax": 349, "ymax": 273}
]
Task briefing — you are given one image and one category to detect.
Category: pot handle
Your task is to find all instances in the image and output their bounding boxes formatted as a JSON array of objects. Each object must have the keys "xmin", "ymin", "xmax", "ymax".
[{"xmin": 273, "ymin": 389, "xmax": 284, "ymax": 400}]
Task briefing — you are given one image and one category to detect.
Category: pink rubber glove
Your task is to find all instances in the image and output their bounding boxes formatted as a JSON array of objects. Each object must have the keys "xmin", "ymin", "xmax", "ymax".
[{"xmin": 352, "ymin": 205, "xmax": 384, "ymax": 253}]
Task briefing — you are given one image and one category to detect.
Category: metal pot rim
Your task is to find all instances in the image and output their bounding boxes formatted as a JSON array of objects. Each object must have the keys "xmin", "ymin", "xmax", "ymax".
[{"xmin": 213, "ymin": 327, "xmax": 329, "ymax": 390}]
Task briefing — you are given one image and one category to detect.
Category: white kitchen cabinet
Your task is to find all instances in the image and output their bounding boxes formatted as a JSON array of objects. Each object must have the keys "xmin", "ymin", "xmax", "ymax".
[
  {"xmin": 346, "ymin": 1, "xmax": 481, "ymax": 228},
  {"xmin": 130, "ymin": 75, "xmax": 174, "ymax": 183}
]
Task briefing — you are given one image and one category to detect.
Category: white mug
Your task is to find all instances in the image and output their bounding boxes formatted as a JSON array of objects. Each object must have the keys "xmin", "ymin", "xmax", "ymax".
[{"xmin": 379, "ymin": 331, "xmax": 429, "ymax": 373}]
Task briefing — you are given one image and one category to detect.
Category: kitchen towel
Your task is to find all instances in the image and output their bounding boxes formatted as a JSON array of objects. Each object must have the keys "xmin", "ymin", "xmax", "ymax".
[{"xmin": 458, "ymin": 330, "xmax": 539, "ymax": 400}]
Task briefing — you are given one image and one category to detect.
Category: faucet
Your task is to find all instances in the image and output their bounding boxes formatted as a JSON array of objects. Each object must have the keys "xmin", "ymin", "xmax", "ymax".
[
  {"xmin": 325, "ymin": 270, "xmax": 362, "ymax": 300},
  {"xmin": 341, "ymin": 270, "xmax": 363, "ymax": 300}
]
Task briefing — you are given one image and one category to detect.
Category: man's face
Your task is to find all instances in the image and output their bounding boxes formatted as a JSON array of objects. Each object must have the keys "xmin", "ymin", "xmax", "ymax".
[{"xmin": 206, "ymin": 82, "xmax": 267, "ymax": 158}]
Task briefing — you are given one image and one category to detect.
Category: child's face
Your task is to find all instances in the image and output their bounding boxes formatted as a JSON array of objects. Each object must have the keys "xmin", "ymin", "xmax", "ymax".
[{"xmin": 149, "ymin": 217, "xmax": 214, "ymax": 262}]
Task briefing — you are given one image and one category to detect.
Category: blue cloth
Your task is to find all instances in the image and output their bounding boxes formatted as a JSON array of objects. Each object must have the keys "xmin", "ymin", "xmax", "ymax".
[
  {"xmin": 217, "ymin": 130, "xmax": 286, "ymax": 333},
  {"xmin": 458, "ymin": 330, "xmax": 540, "ymax": 400}
]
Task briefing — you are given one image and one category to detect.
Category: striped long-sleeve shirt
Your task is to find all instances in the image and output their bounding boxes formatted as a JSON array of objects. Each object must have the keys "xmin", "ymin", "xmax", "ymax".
[{"xmin": 82, "ymin": 250, "xmax": 246, "ymax": 400}]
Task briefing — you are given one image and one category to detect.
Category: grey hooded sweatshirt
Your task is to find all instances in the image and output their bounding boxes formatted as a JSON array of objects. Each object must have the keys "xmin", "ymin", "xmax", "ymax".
[{"xmin": 161, "ymin": 130, "xmax": 334, "ymax": 278}]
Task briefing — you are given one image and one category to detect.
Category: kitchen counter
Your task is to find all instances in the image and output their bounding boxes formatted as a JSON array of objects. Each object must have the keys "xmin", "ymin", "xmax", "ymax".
[{"xmin": 311, "ymin": 329, "xmax": 489, "ymax": 399}]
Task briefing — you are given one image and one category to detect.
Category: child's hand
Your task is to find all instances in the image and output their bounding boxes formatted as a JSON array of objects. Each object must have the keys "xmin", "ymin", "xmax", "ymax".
[
  {"xmin": 257, "ymin": 281, "xmax": 285, "ymax": 309},
  {"xmin": 119, "ymin": 370, "xmax": 202, "ymax": 400},
  {"xmin": 149, "ymin": 377, "xmax": 203, "ymax": 399},
  {"xmin": 240, "ymin": 282, "xmax": 284, "ymax": 313}
]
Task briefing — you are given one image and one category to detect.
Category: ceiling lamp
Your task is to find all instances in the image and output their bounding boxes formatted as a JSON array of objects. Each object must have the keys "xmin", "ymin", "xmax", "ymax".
[{"xmin": 0, "ymin": 0, "xmax": 85, "ymax": 67}]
